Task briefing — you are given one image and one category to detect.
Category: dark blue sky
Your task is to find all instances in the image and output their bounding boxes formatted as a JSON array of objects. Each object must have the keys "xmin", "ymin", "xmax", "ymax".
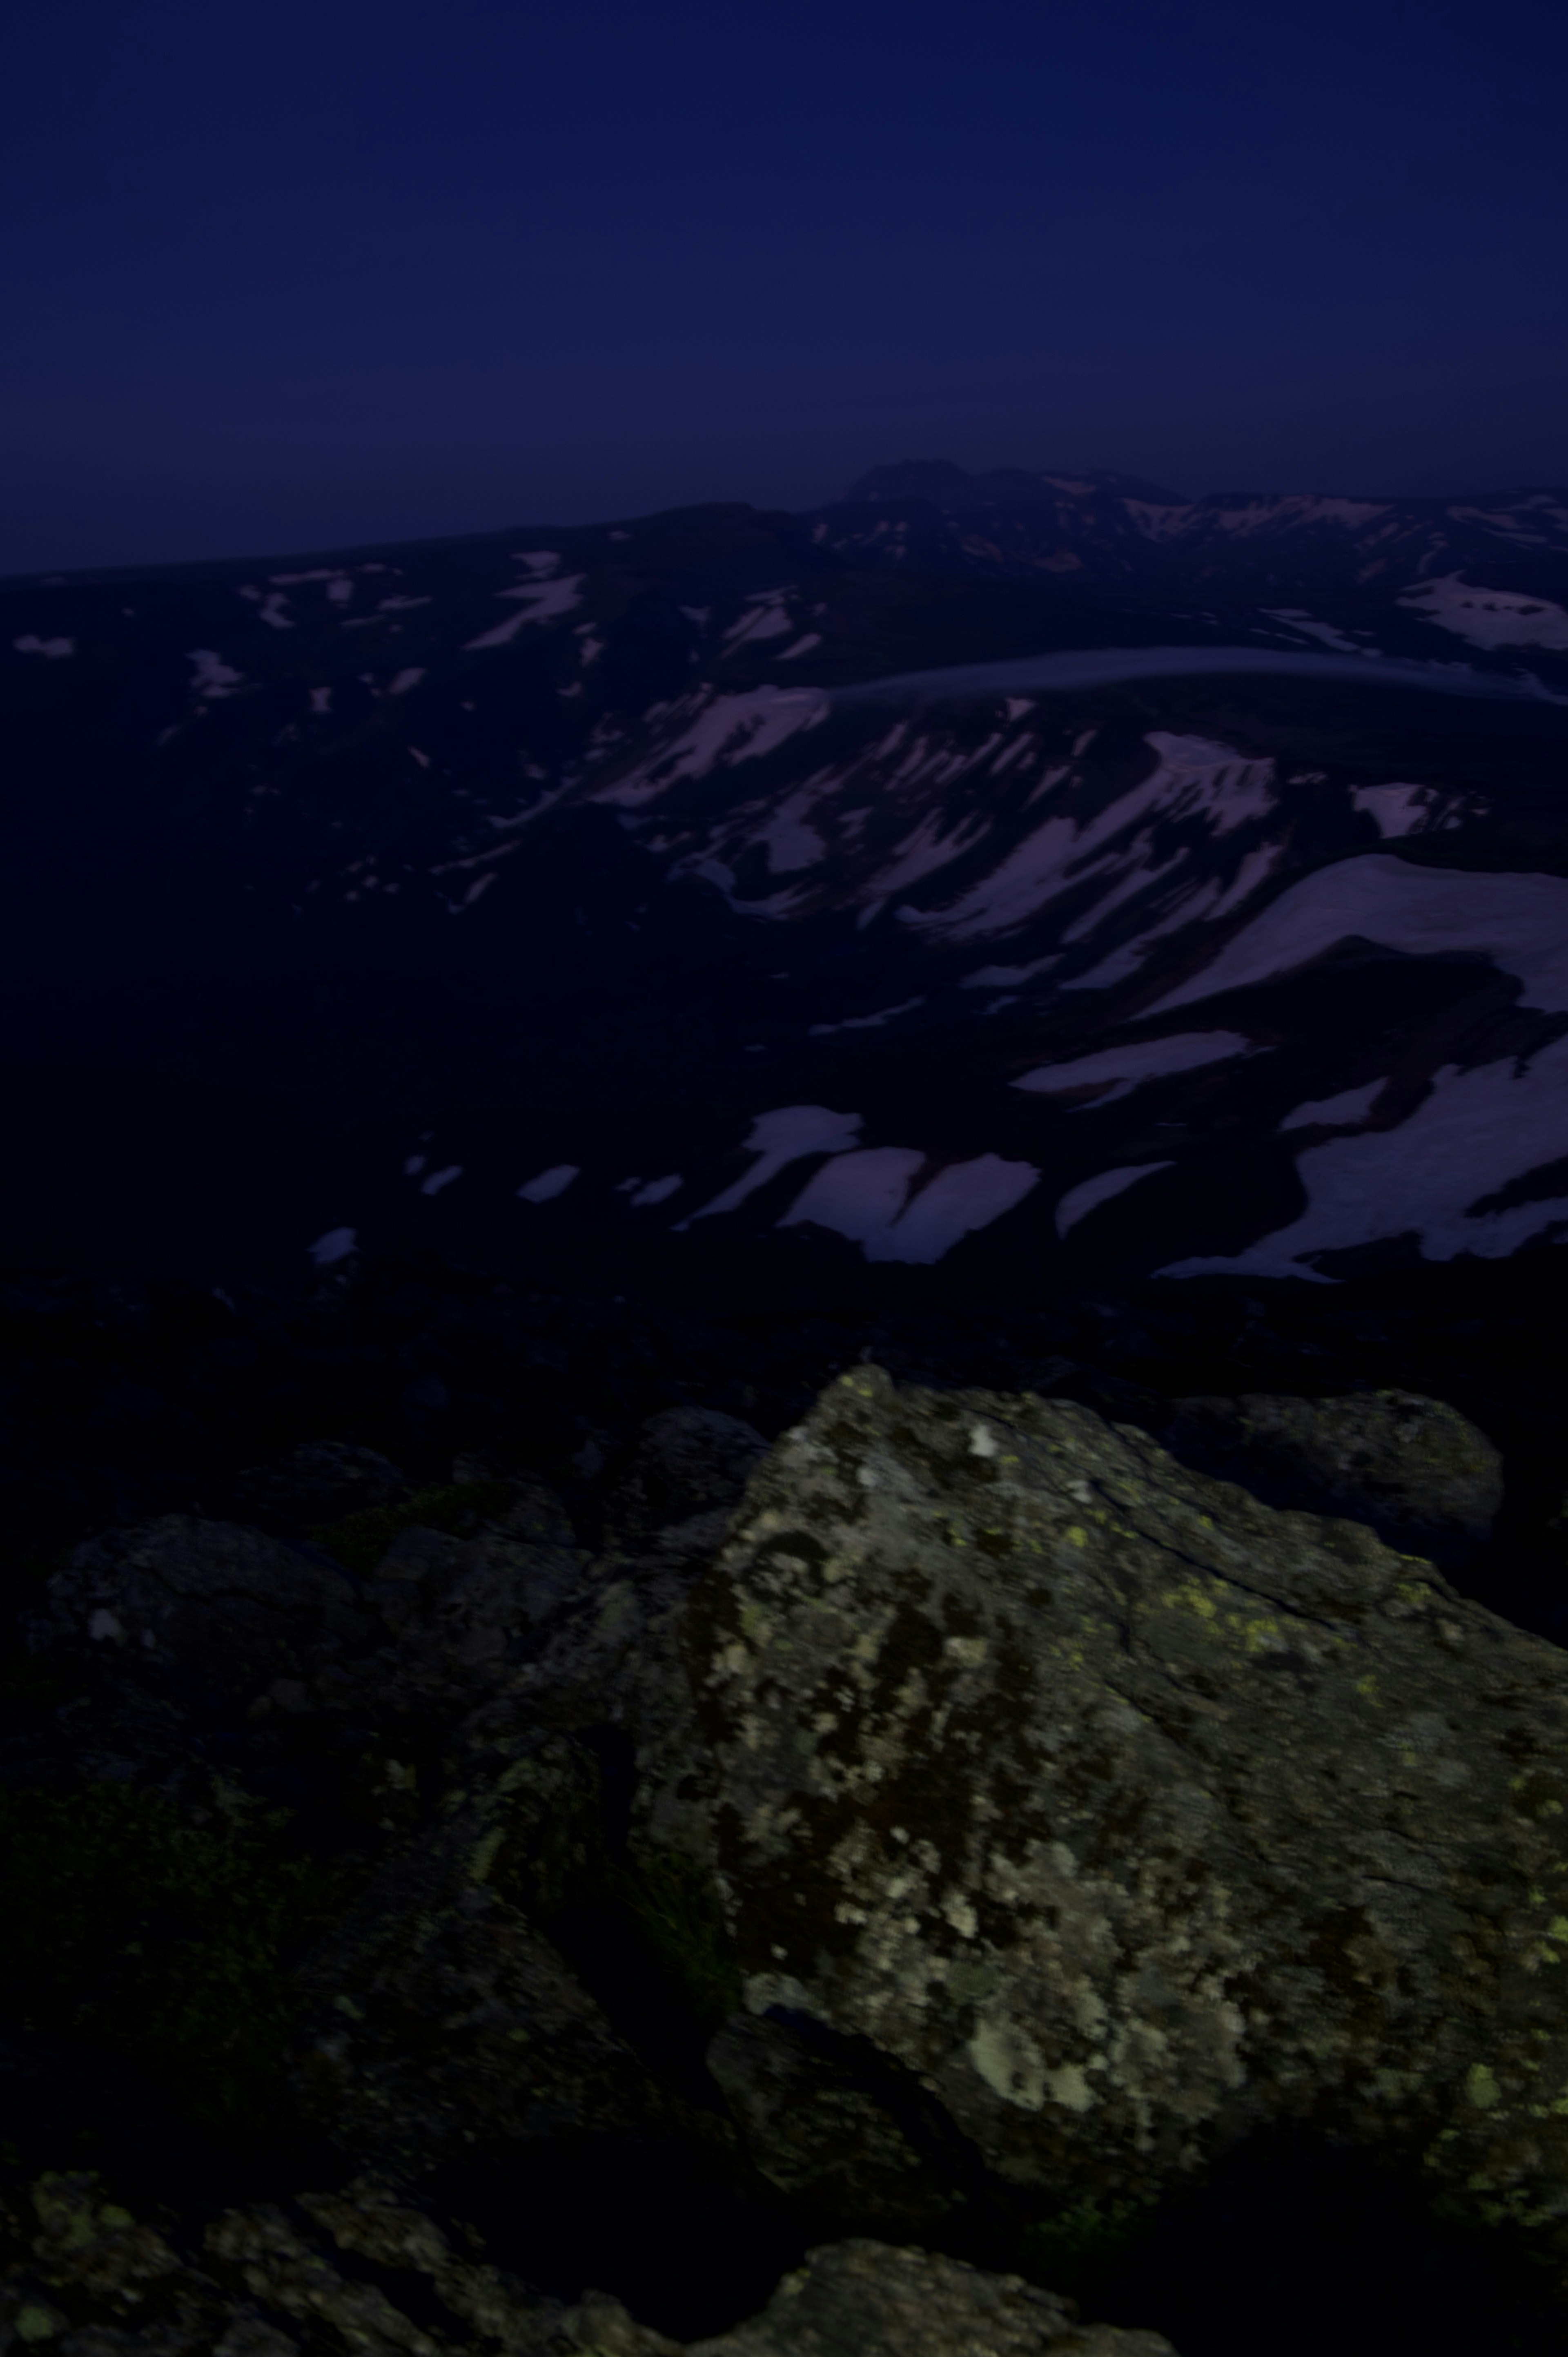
[{"xmin": 5, "ymin": 0, "xmax": 1566, "ymax": 571}]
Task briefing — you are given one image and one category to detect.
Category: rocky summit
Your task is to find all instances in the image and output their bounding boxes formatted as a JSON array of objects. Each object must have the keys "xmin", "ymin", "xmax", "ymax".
[{"xmin": 5, "ymin": 1271, "xmax": 1568, "ymax": 2355}]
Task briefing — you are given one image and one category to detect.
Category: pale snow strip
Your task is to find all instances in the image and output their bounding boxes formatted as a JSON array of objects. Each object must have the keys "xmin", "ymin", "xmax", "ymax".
[
  {"xmin": 752, "ymin": 786, "xmax": 829, "ymax": 873},
  {"xmin": 12, "ymin": 635, "xmax": 74, "ymax": 658},
  {"xmin": 465, "ymin": 576, "xmax": 584, "ymax": 649},
  {"xmin": 517, "ymin": 1164, "xmax": 579, "ymax": 1204},
  {"xmin": 1279, "ymin": 1080, "xmax": 1385, "ymax": 1131},
  {"xmin": 1162, "ymin": 1041, "xmax": 1568, "ymax": 1283},
  {"xmin": 1398, "ymin": 575, "xmax": 1568, "ymax": 652},
  {"xmin": 1149, "ymin": 855, "xmax": 1568, "ymax": 1018},
  {"xmin": 420, "ymin": 1165, "xmax": 463, "ymax": 1196},
  {"xmin": 403, "ymin": 1155, "xmax": 427, "ymax": 1177},
  {"xmin": 256, "ymin": 593, "xmax": 293, "ymax": 631},
  {"xmin": 961, "ymin": 953, "xmax": 1061, "ymax": 988},
  {"xmin": 808, "ymin": 997, "xmax": 925, "ymax": 1037},
  {"xmin": 778, "ymin": 1148, "xmax": 925, "ymax": 1250},
  {"xmin": 829, "ymin": 645, "xmax": 1559, "ymax": 710},
  {"xmin": 1349, "ymin": 783, "xmax": 1435, "ymax": 838},
  {"xmin": 780, "ymin": 1149, "xmax": 1039, "ymax": 1263},
  {"xmin": 1013, "ymin": 1030, "xmax": 1256, "ymax": 1106},
  {"xmin": 778, "ymin": 634, "xmax": 822, "ymax": 660},
  {"xmin": 677, "ymin": 1104, "xmax": 861, "ymax": 1229},
  {"xmin": 388, "ymin": 668, "xmax": 425, "ymax": 695},
  {"xmin": 309, "ymin": 687, "xmax": 332, "ymax": 715},
  {"xmin": 308, "ymin": 1227, "xmax": 357, "ymax": 1266},
  {"xmin": 1261, "ymin": 610, "xmax": 1372, "ymax": 656},
  {"xmin": 514, "ymin": 551, "xmax": 561, "ymax": 575},
  {"xmin": 1062, "ymin": 854, "xmax": 1283, "ymax": 992},
  {"xmin": 1054, "ymin": 1163, "xmax": 1174, "ymax": 1238},
  {"xmin": 723, "ymin": 595, "xmax": 793, "ymax": 648},
  {"xmin": 878, "ymin": 1156, "xmax": 1038, "ymax": 1263},
  {"xmin": 902, "ymin": 733, "xmax": 1273, "ymax": 945},
  {"xmin": 187, "ymin": 649, "xmax": 244, "ymax": 698},
  {"xmin": 630, "ymin": 1175, "xmax": 683, "ymax": 1206},
  {"xmin": 595, "ymin": 689, "xmax": 826, "ymax": 803}
]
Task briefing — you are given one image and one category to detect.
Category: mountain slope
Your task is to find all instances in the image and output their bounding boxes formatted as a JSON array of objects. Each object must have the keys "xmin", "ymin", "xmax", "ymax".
[{"xmin": 4, "ymin": 468, "xmax": 1568, "ymax": 1296}]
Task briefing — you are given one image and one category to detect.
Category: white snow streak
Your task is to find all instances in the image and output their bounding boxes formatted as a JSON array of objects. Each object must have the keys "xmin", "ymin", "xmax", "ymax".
[
  {"xmin": 1150, "ymin": 856, "xmax": 1568, "ymax": 1018},
  {"xmin": 1054, "ymin": 1163, "xmax": 1174, "ymax": 1237},
  {"xmin": 1164, "ymin": 1042, "xmax": 1568, "ymax": 1281},
  {"xmin": 780, "ymin": 1149, "xmax": 1039, "ymax": 1263},
  {"xmin": 1399, "ymin": 575, "xmax": 1568, "ymax": 651},
  {"xmin": 678, "ymin": 1104, "xmax": 861, "ymax": 1227},
  {"xmin": 1279, "ymin": 1079, "xmax": 1385, "ymax": 1130},
  {"xmin": 517, "ymin": 1164, "xmax": 579, "ymax": 1203},
  {"xmin": 1014, "ymin": 1030, "xmax": 1257, "ymax": 1105}
]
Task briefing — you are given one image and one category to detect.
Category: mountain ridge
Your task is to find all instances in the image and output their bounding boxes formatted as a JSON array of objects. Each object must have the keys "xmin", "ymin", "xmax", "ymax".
[{"xmin": 5, "ymin": 462, "xmax": 1568, "ymax": 1294}]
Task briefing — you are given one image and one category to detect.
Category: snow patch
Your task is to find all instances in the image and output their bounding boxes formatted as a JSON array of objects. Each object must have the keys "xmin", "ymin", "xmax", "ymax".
[
  {"xmin": 678, "ymin": 1104, "xmax": 861, "ymax": 1227},
  {"xmin": 12, "ymin": 635, "xmax": 74, "ymax": 658},
  {"xmin": 1163, "ymin": 1041, "xmax": 1568, "ymax": 1281},
  {"xmin": 1014, "ymin": 1030, "xmax": 1257, "ymax": 1106},
  {"xmin": 187, "ymin": 649, "xmax": 244, "ymax": 699},
  {"xmin": 465, "ymin": 575, "xmax": 584, "ymax": 647},
  {"xmin": 1279, "ymin": 1079, "xmax": 1385, "ymax": 1131},
  {"xmin": 420, "ymin": 1165, "xmax": 463, "ymax": 1197},
  {"xmin": 388, "ymin": 668, "xmax": 425, "ymax": 695},
  {"xmin": 1399, "ymin": 575, "xmax": 1568, "ymax": 651},
  {"xmin": 1350, "ymin": 783, "xmax": 1436, "ymax": 838},
  {"xmin": 1150, "ymin": 856, "xmax": 1568, "ymax": 1018},
  {"xmin": 808, "ymin": 997, "xmax": 925, "ymax": 1036},
  {"xmin": 517, "ymin": 1163, "xmax": 579, "ymax": 1204},
  {"xmin": 962, "ymin": 954, "xmax": 1061, "ymax": 988},
  {"xmin": 595, "ymin": 689, "xmax": 826, "ymax": 803},
  {"xmin": 780, "ymin": 1149, "xmax": 1039, "ymax": 1263},
  {"xmin": 308, "ymin": 1227, "xmax": 358, "ymax": 1266},
  {"xmin": 630, "ymin": 1174, "xmax": 683, "ymax": 1206},
  {"xmin": 1055, "ymin": 1163, "xmax": 1174, "ymax": 1237}
]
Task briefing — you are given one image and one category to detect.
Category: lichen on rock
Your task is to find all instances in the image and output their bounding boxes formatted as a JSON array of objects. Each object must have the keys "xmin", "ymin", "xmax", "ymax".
[{"xmin": 630, "ymin": 1366, "xmax": 1568, "ymax": 2269}]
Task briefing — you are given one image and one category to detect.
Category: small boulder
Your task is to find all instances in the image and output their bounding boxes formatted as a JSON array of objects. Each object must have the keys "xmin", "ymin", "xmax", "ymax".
[
  {"xmin": 230, "ymin": 1442, "xmax": 408, "ymax": 1534},
  {"xmin": 686, "ymin": 2239, "xmax": 1175, "ymax": 2357},
  {"xmin": 605, "ymin": 1409, "xmax": 769, "ymax": 1546},
  {"xmin": 1161, "ymin": 1387, "xmax": 1503, "ymax": 1564},
  {"xmin": 32, "ymin": 1516, "xmax": 372, "ymax": 1696}
]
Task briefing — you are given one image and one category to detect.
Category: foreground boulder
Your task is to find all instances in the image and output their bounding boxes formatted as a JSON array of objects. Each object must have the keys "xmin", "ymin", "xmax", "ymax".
[{"xmin": 633, "ymin": 1368, "xmax": 1568, "ymax": 2266}]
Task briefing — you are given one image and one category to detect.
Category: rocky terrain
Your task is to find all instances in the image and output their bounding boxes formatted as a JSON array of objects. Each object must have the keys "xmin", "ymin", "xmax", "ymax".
[{"xmin": 4, "ymin": 1253, "xmax": 1568, "ymax": 2354}]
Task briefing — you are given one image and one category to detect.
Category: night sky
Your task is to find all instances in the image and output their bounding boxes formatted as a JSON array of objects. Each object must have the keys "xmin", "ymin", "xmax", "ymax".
[{"xmin": 4, "ymin": 0, "xmax": 1566, "ymax": 572}]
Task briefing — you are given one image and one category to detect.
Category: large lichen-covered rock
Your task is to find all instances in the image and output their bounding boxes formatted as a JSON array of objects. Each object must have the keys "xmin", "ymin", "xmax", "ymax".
[
  {"xmin": 635, "ymin": 1367, "xmax": 1568, "ymax": 2264},
  {"xmin": 686, "ymin": 2239, "xmax": 1174, "ymax": 2357},
  {"xmin": 1160, "ymin": 1387, "xmax": 1503, "ymax": 1565}
]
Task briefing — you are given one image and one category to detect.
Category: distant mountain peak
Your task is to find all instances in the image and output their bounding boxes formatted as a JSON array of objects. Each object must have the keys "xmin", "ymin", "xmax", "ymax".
[{"xmin": 838, "ymin": 459, "xmax": 1188, "ymax": 510}]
